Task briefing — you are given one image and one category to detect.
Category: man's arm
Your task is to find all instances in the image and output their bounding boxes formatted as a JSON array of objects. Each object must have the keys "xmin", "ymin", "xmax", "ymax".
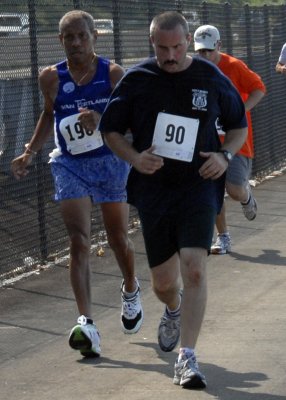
[
  {"xmin": 104, "ymin": 131, "xmax": 164, "ymax": 175},
  {"xmin": 11, "ymin": 67, "xmax": 56, "ymax": 179},
  {"xmin": 221, "ymin": 127, "xmax": 248, "ymax": 155},
  {"xmin": 109, "ymin": 62, "xmax": 125, "ymax": 89},
  {"xmin": 199, "ymin": 126, "xmax": 248, "ymax": 180},
  {"xmin": 78, "ymin": 61, "xmax": 125, "ymax": 131},
  {"xmin": 276, "ymin": 43, "xmax": 286, "ymax": 75},
  {"xmin": 244, "ymin": 89, "xmax": 265, "ymax": 112}
]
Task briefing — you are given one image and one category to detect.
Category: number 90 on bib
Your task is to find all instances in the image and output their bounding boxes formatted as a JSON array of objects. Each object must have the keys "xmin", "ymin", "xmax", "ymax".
[{"xmin": 152, "ymin": 112, "xmax": 199, "ymax": 162}]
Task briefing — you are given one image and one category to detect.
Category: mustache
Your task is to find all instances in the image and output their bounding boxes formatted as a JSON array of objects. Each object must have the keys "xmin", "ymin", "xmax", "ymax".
[{"xmin": 163, "ymin": 60, "xmax": 178, "ymax": 65}]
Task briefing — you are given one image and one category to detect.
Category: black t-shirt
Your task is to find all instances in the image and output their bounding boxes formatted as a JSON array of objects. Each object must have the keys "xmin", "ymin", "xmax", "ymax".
[{"xmin": 99, "ymin": 56, "xmax": 247, "ymax": 213}]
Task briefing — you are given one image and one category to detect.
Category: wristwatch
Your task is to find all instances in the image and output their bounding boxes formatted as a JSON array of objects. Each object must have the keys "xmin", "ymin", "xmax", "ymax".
[{"xmin": 219, "ymin": 149, "xmax": 233, "ymax": 163}]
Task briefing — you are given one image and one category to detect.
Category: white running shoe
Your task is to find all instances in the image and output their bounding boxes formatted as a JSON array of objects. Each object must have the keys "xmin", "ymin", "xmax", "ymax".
[
  {"xmin": 69, "ymin": 315, "xmax": 101, "ymax": 357},
  {"xmin": 121, "ymin": 277, "xmax": 143, "ymax": 334},
  {"xmin": 211, "ymin": 233, "xmax": 231, "ymax": 255},
  {"xmin": 173, "ymin": 353, "xmax": 207, "ymax": 389}
]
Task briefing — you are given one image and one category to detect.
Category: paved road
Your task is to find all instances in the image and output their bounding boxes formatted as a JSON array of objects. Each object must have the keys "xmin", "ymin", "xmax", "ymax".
[{"xmin": 1, "ymin": 172, "xmax": 286, "ymax": 400}]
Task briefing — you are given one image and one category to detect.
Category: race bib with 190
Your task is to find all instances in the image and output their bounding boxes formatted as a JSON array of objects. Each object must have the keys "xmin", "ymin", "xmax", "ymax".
[
  {"xmin": 152, "ymin": 112, "xmax": 199, "ymax": 162},
  {"xmin": 59, "ymin": 113, "xmax": 103, "ymax": 155}
]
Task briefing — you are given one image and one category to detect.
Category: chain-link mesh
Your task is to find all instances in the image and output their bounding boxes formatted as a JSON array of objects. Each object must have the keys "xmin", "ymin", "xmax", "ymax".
[{"xmin": 1, "ymin": 0, "xmax": 286, "ymax": 280}]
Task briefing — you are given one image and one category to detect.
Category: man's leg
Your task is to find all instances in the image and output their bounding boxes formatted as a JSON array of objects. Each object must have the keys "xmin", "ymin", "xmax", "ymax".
[
  {"xmin": 179, "ymin": 247, "xmax": 207, "ymax": 348},
  {"xmin": 172, "ymin": 247, "xmax": 208, "ymax": 389},
  {"xmin": 61, "ymin": 197, "xmax": 101, "ymax": 357},
  {"xmin": 101, "ymin": 202, "xmax": 143, "ymax": 334},
  {"xmin": 61, "ymin": 197, "xmax": 93, "ymax": 317},
  {"xmin": 226, "ymin": 155, "xmax": 256, "ymax": 220},
  {"xmin": 151, "ymin": 249, "xmax": 207, "ymax": 388},
  {"xmin": 211, "ymin": 201, "xmax": 232, "ymax": 255},
  {"xmin": 212, "ymin": 155, "xmax": 253, "ymax": 255},
  {"xmin": 150, "ymin": 253, "xmax": 181, "ymax": 308},
  {"xmin": 101, "ymin": 202, "xmax": 135, "ymax": 292},
  {"xmin": 151, "ymin": 254, "xmax": 182, "ymax": 352},
  {"xmin": 215, "ymin": 201, "xmax": 228, "ymax": 233}
]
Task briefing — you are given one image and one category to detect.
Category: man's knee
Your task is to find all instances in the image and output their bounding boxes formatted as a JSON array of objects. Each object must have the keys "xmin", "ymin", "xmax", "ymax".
[{"xmin": 226, "ymin": 182, "xmax": 246, "ymax": 201}]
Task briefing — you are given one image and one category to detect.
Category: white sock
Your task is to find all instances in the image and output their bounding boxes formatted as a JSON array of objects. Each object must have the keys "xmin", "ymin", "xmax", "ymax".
[
  {"xmin": 178, "ymin": 347, "xmax": 195, "ymax": 360},
  {"xmin": 166, "ymin": 295, "xmax": 181, "ymax": 318},
  {"xmin": 123, "ymin": 283, "xmax": 138, "ymax": 298}
]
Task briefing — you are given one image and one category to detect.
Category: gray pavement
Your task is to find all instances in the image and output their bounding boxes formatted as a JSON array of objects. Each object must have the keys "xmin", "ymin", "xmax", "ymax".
[{"xmin": 1, "ymin": 172, "xmax": 286, "ymax": 400}]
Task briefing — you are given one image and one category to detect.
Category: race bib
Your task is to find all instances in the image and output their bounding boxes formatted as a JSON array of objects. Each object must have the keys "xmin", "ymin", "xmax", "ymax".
[
  {"xmin": 59, "ymin": 113, "xmax": 103, "ymax": 155},
  {"xmin": 152, "ymin": 112, "xmax": 199, "ymax": 162}
]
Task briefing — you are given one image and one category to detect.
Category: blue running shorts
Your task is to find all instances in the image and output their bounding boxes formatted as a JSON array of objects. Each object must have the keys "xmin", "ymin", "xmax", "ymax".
[{"xmin": 50, "ymin": 154, "xmax": 130, "ymax": 203}]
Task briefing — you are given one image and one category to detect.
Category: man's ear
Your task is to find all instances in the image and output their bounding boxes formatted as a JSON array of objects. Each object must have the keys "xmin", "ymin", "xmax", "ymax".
[{"xmin": 93, "ymin": 29, "xmax": 98, "ymax": 42}]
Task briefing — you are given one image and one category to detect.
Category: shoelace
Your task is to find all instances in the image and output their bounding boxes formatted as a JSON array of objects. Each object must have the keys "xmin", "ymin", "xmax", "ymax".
[
  {"xmin": 216, "ymin": 234, "xmax": 230, "ymax": 245},
  {"xmin": 179, "ymin": 354, "xmax": 199, "ymax": 371},
  {"xmin": 161, "ymin": 315, "xmax": 180, "ymax": 335},
  {"xmin": 122, "ymin": 291, "xmax": 140, "ymax": 318}
]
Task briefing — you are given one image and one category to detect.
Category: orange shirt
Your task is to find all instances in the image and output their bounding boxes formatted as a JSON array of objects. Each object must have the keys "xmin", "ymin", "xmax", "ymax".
[{"xmin": 218, "ymin": 53, "xmax": 266, "ymax": 158}]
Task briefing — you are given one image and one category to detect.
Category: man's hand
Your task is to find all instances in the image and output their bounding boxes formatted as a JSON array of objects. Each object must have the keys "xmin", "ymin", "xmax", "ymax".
[
  {"xmin": 199, "ymin": 151, "xmax": 228, "ymax": 180},
  {"xmin": 11, "ymin": 153, "xmax": 33, "ymax": 180},
  {"xmin": 78, "ymin": 107, "xmax": 101, "ymax": 131},
  {"xmin": 132, "ymin": 146, "xmax": 164, "ymax": 174}
]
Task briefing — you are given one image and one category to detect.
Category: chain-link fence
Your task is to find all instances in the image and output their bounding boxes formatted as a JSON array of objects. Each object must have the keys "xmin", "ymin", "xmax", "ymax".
[{"xmin": 1, "ymin": 0, "xmax": 286, "ymax": 281}]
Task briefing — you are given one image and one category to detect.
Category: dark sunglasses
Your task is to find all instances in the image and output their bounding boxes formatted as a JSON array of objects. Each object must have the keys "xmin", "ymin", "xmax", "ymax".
[{"xmin": 199, "ymin": 48, "xmax": 215, "ymax": 53}]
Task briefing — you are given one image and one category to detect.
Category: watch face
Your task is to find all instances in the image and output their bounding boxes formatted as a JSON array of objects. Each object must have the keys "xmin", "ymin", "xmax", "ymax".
[{"xmin": 220, "ymin": 150, "xmax": 232, "ymax": 162}]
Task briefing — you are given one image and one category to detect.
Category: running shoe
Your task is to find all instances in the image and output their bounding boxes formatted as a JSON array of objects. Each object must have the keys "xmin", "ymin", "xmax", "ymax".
[
  {"xmin": 121, "ymin": 277, "xmax": 143, "ymax": 334},
  {"xmin": 69, "ymin": 315, "xmax": 101, "ymax": 357},
  {"xmin": 158, "ymin": 308, "xmax": 180, "ymax": 352},
  {"xmin": 173, "ymin": 353, "xmax": 207, "ymax": 389},
  {"xmin": 211, "ymin": 232, "xmax": 231, "ymax": 255},
  {"xmin": 241, "ymin": 188, "xmax": 257, "ymax": 221}
]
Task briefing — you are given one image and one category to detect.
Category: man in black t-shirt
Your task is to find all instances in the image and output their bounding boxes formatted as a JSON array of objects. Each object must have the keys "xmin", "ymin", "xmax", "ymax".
[{"xmin": 100, "ymin": 10, "xmax": 247, "ymax": 389}]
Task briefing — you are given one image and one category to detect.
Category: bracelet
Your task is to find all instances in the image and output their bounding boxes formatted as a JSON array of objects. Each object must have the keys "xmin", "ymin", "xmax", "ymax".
[{"xmin": 24, "ymin": 144, "xmax": 37, "ymax": 156}]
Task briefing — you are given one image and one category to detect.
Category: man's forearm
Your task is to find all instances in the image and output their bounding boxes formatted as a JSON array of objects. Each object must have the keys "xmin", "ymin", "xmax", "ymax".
[
  {"xmin": 104, "ymin": 131, "xmax": 139, "ymax": 165},
  {"xmin": 222, "ymin": 127, "xmax": 248, "ymax": 155}
]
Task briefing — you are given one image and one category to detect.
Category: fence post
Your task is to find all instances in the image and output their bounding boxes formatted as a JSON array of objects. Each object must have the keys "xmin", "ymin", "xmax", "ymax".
[
  {"xmin": 28, "ymin": 0, "xmax": 48, "ymax": 262},
  {"xmin": 224, "ymin": 2, "xmax": 233, "ymax": 55},
  {"xmin": 175, "ymin": 0, "xmax": 183, "ymax": 13},
  {"xmin": 112, "ymin": 0, "xmax": 123, "ymax": 65},
  {"xmin": 147, "ymin": 0, "xmax": 155, "ymax": 56},
  {"xmin": 73, "ymin": 0, "xmax": 82, "ymax": 9},
  {"xmin": 263, "ymin": 4, "xmax": 275, "ymax": 162},
  {"xmin": 200, "ymin": 2, "xmax": 209, "ymax": 25},
  {"xmin": 244, "ymin": 4, "xmax": 253, "ymax": 69}
]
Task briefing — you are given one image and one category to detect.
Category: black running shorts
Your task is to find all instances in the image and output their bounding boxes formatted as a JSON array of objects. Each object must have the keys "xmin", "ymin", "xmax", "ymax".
[{"xmin": 138, "ymin": 203, "xmax": 217, "ymax": 268}]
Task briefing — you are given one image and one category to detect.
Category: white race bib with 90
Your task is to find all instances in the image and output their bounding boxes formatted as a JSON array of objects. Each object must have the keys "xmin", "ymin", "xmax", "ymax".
[
  {"xmin": 59, "ymin": 113, "xmax": 103, "ymax": 155},
  {"xmin": 152, "ymin": 112, "xmax": 199, "ymax": 162}
]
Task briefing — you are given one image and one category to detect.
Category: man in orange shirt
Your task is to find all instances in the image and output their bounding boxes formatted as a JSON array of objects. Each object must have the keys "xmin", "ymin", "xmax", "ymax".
[{"xmin": 194, "ymin": 25, "xmax": 266, "ymax": 254}]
